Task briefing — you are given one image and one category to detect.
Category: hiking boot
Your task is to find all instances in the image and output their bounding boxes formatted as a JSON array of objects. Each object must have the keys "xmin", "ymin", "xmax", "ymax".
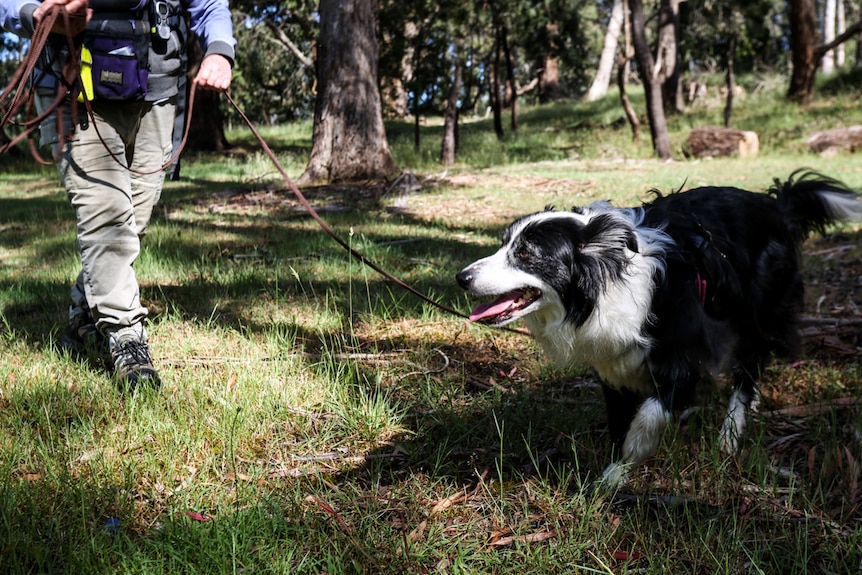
[
  {"xmin": 108, "ymin": 326, "xmax": 161, "ymax": 388},
  {"xmin": 59, "ymin": 305, "xmax": 106, "ymax": 356}
]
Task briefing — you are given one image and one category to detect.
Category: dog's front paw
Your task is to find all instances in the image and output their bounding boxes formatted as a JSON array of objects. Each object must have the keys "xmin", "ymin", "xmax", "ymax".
[
  {"xmin": 598, "ymin": 461, "xmax": 631, "ymax": 490},
  {"xmin": 718, "ymin": 421, "xmax": 741, "ymax": 455}
]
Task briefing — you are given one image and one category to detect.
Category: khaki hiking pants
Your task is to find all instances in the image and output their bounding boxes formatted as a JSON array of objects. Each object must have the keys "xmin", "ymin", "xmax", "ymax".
[{"xmin": 41, "ymin": 97, "xmax": 176, "ymax": 332}]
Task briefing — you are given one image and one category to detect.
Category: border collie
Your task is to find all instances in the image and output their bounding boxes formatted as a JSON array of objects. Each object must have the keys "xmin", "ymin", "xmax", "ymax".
[{"xmin": 456, "ymin": 171, "xmax": 861, "ymax": 487}]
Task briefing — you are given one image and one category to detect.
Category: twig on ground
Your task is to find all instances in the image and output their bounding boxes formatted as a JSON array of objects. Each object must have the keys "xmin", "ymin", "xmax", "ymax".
[
  {"xmin": 488, "ymin": 529, "xmax": 558, "ymax": 548},
  {"xmin": 466, "ymin": 375, "xmax": 514, "ymax": 394},
  {"xmin": 269, "ymin": 448, "xmax": 404, "ymax": 478},
  {"xmin": 409, "ymin": 467, "xmax": 489, "ymax": 542},
  {"xmin": 739, "ymin": 484, "xmax": 851, "ymax": 535},
  {"xmin": 396, "ymin": 348, "xmax": 450, "ymax": 383},
  {"xmin": 763, "ymin": 396, "xmax": 862, "ymax": 418}
]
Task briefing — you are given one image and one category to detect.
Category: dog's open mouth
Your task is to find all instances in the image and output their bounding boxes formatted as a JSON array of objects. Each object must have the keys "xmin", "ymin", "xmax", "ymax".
[{"xmin": 468, "ymin": 288, "xmax": 542, "ymax": 324}]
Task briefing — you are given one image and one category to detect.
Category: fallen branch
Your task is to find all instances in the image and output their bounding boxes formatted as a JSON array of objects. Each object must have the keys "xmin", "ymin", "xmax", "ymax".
[
  {"xmin": 467, "ymin": 375, "xmax": 514, "ymax": 394},
  {"xmin": 409, "ymin": 468, "xmax": 489, "ymax": 542},
  {"xmin": 744, "ymin": 488, "xmax": 850, "ymax": 535},
  {"xmin": 763, "ymin": 396, "xmax": 862, "ymax": 418},
  {"xmin": 269, "ymin": 449, "xmax": 405, "ymax": 478},
  {"xmin": 800, "ymin": 317, "xmax": 862, "ymax": 326},
  {"xmin": 612, "ymin": 492, "xmax": 716, "ymax": 510},
  {"xmin": 488, "ymin": 529, "xmax": 558, "ymax": 548},
  {"xmin": 289, "ymin": 451, "xmax": 404, "ymax": 464}
]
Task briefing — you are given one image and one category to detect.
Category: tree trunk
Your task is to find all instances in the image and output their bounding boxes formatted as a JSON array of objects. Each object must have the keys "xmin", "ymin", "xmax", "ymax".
[
  {"xmin": 630, "ymin": 0, "xmax": 672, "ymax": 159},
  {"xmin": 301, "ymin": 0, "xmax": 396, "ymax": 184},
  {"xmin": 381, "ymin": 20, "xmax": 417, "ymax": 118},
  {"xmin": 787, "ymin": 0, "xmax": 818, "ymax": 104},
  {"xmin": 724, "ymin": 32, "xmax": 737, "ymax": 128},
  {"xmin": 587, "ymin": 0, "xmax": 625, "ymax": 102},
  {"xmin": 617, "ymin": 53, "xmax": 640, "ymax": 141},
  {"xmin": 187, "ymin": 88, "xmax": 229, "ymax": 152},
  {"xmin": 836, "ymin": 0, "xmax": 845, "ymax": 67},
  {"xmin": 816, "ymin": 18, "xmax": 862, "ymax": 62},
  {"xmin": 501, "ymin": 25, "xmax": 518, "ymax": 132},
  {"xmin": 822, "ymin": 0, "xmax": 836, "ymax": 74},
  {"xmin": 656, "ymin": 0, "xmax": 683, "ymax": 114},
  {"xmin": 410, "ymin": 29, "xmax": 424, "ymax": 152},
  {"xmin": 413, "ymin": 93, "xmax": 420, "ymax": 152},
  {"xmin": 684, "ymin": 126, "xmax": 759, "ymax": 158},
  {"xmin": 538, "ymin": 22, "xmax": 562, "ymax": 103},
  {"xmin": 857, "ymin": 3, "xmax": 862, "ymax": 68},
  {"xmin": 491, "ymin": 33, "xmax": 504, "ymax": 140},
  {"xmin": 441, "ymin": 59, "xmax": 462, "ymax": 166},
  {"xmin": 463, "ymin": 40, "xmax": 477, "ymax": 115},
  {"xmin": 617, "ymin": 0, "xmax": 639, "ymax": 142},
  {"xmin": 807, "ymin": 125, "xmax": 862, "ymax": 153}
]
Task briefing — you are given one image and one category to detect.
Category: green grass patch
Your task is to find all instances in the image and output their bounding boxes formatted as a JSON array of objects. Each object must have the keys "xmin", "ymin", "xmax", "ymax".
[{"xmin": 1, "ymin": 76, "xmax": 861, "ymax": 573}]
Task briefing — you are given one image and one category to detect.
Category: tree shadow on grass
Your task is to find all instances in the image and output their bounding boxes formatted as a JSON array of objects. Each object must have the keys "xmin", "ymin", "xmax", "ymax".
[{"xmin": 3, "ymin": 197, "xmax": 862, "ymax": 575}]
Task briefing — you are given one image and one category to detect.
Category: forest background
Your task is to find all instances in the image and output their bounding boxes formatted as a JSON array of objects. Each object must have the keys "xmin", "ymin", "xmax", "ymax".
[
  {"xmin": 2, "ymin": 1, "xmax": 862, "ymax": 574},
  {"xmin": 3, "ymin": 0, "xmax": 859, "ymax": 178}
]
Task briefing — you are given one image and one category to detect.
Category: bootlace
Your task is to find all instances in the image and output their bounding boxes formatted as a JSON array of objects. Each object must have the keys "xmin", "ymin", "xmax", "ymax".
[{"xmin": 114, "ymin": 339, "xmax": 154, "ymax": 368}]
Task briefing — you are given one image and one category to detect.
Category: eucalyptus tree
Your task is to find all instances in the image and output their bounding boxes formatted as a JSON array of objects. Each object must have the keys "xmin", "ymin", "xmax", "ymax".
[
  {"xmin": 378, "ymin": 0, "xmax": 468, "ymax": 150},
  {"xmin": 301, "ymin": 0, "xmax": 397, "ymax": 183},
  {"xmin": 587, "ymin": 0, "xmax": 625, "ymax": 102},
  {"xmin": 228, "ymin": 0, "xmax": 318, "ymax": 124},
  {"xmin": 512, "ymin": 0, "xmax": 594, "ymax": 102},
  {"xmin": 630, "ymin": 0, "xmax": 672, "ymax": 159}
]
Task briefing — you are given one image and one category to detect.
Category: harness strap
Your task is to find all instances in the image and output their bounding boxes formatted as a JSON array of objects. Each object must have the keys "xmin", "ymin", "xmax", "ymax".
[{"xmin": 695, "ymin": 271, "xmax": 707, "ymax": 306}]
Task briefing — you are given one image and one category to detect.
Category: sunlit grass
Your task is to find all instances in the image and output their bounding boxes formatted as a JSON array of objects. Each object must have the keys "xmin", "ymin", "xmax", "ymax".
[{"xmin": 1, "ymin": 73, "xmax": 861, "ymax": 573}]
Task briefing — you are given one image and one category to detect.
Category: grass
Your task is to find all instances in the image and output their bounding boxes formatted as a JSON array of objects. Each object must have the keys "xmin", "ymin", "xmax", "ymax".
[{"xmin": 1, "ymin": 74, "xmax": 862, "ymax": 574}]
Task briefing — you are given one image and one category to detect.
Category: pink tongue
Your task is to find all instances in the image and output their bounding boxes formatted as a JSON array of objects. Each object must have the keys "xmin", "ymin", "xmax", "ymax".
[{"xmin": 469, "ymin": 294, "xmax": 519, "ymax": 322}]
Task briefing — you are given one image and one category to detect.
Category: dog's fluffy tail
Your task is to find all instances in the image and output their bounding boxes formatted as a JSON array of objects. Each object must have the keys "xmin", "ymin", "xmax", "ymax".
[{"xmin": 771, "ymin": 169, "xmax": 862, "ymax": 242}]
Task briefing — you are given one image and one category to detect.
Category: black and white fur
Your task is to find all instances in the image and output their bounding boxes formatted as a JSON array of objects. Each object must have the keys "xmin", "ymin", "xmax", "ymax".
[{"xmin": 456, "ymin": 171, "xmax": 862, "ymax": 487}]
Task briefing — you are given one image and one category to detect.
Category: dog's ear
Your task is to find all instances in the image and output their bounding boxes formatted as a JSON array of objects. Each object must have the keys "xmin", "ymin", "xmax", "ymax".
[{"xmin": 582, "ymin": 214, "xmax": 638, "ymax": 254}]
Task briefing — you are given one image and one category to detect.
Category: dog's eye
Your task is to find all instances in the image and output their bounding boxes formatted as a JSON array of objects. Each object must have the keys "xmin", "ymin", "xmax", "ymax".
[{"xmin": 517, "ymin": 250, "xmax": 530, "ymax": 261}]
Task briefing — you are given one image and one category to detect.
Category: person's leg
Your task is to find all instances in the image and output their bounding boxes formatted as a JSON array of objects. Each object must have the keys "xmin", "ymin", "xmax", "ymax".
[
  {"xmin": 102, "ymin": 100, "xmax": 176, "ymax": 387},
  {"xmin": 59, "ymin": 272, "xmax": 104, "ymax": 353},
  {"xmin": 127, "ymin": 98, "xmax": 176, "ymax": 237},
  {"xmin": 60, "ymin": 103, "xmax": 147, "ymax": 329},
  {"xmin": 34, "ymin": 94, "xmax": 106, "ymax": 354},
  {"xmin": 58, "ymin": 101, "xmax": 160, "ymax": 385}
]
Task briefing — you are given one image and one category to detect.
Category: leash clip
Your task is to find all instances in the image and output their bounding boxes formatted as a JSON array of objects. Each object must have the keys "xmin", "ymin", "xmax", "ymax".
[{"xmin": 152, "ymin": 1, "xmax": 171, "ymax": 41}]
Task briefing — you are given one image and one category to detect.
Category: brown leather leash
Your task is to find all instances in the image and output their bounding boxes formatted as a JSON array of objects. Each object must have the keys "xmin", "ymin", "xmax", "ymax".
[
  {"xmin": 0, "ymin": 6, "xmax": 530, "ymax": 335},
  {"xmin": 0, "ymin": 6, "xmax": 84, "ymax": 161},
  {"xmin": 0, "ymin": 5, "xmax": 193, "ymax": 173},
  {"xmin": 221, "ymin": 90, "xmax": 475, "ymax": 322},
  {"xmin": 224, "ymin": 93, "xmax": 531, "ymax": 336}
]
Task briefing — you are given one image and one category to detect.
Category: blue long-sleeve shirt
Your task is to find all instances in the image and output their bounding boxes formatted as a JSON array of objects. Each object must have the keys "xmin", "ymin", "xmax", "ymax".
[{"xmin": 0, "ymin": 0, "xmax": 236, "ymax": 99}]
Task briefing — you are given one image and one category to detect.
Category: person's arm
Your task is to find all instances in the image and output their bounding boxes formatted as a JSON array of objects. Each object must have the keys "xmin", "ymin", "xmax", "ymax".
[
  {"xmin": 1, "ymin": 0, "xmax": 43, "ymax": 36},
  {"xmin": 1, "ymin": 0, "xmax": 90, "ymax": 37},
  {"xmin": 184, "ymin": 0, "xmax": 235, "ymax": 91}
]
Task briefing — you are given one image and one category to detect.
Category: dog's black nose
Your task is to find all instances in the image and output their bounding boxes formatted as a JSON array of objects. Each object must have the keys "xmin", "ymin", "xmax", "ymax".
[{"xmin": 455, "ymin": 269, "xmax": 473, "ymax": 290}]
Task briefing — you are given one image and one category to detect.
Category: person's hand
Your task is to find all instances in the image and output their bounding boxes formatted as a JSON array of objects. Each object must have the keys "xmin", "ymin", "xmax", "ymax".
[
  {"xmin": 194, "ymin": 54, "xmax": 232, "ymax": 92},
  {"xmin": 33, "ymin": 0, "xmax": 92, "ymax": 36}
]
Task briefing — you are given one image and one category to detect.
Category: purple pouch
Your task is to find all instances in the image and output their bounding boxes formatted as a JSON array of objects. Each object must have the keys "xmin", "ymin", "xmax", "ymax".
[
  {"xmin": 82, "ymin": 15, "xmax": 150, "ymax": 101},
  {"xmin": 88, "ymin": 35, "xmax": 148, "ymax": 101}
]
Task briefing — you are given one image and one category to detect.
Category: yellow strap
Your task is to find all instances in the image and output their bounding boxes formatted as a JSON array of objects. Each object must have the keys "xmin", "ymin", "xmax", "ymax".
[{"xmin": 77, "ymin": 45, "xmax": 93, "ymax": 102}]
